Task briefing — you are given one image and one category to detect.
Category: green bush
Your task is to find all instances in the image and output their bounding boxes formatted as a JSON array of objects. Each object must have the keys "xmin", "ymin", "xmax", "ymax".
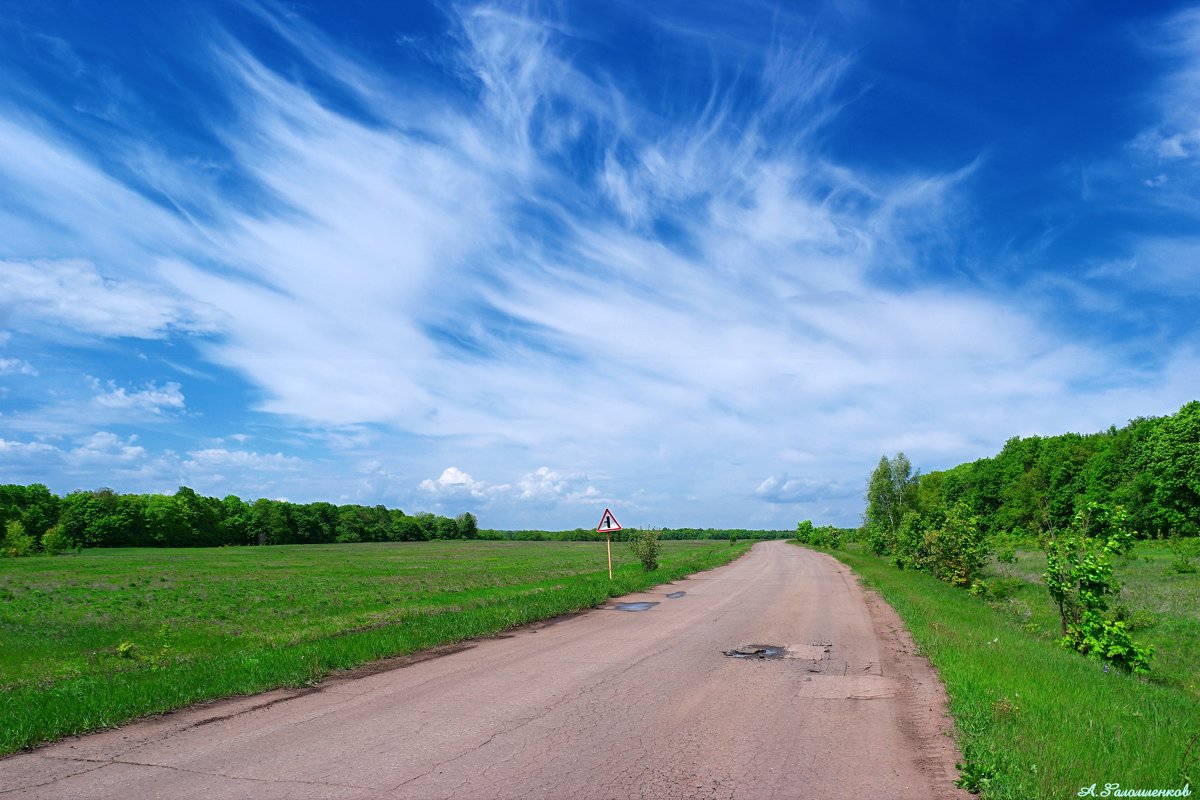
[
  {"xmin": 887, "ymin": 502, "xmax": 989, "ymax": 588},
  {"xmin": 795, "ymin": 521, "xmax": 842, "ymax": 549},
  {"xmin": 866, "ymin": 521, "xmax": 895, "ymax": 556},
  {"xmin": 1044, "ymin": 503, "xmax": 1153, "ymax": 673},
  {"xmin": 1168, "ymin": 533, "xmax": 1199, "ymax": 574},
  {"xmin": 922, "ymin": 503, "xmax": 989, "ymax": 587},
  {"xmin": 968, "ymin": 576, "xmax": 1025, "ymax": 602},
  {"xmin": 627, "ymin": 529, "xmax": 661, "ymax": 571},
  {"xmin": 39, "ymin": 526, "xmax": 72, "ymax": 555},
  {"xmin": 993, "ymin": 531, "xmax": 1019, "ymax": 564},
  {"xmin": 2, "ymin": 520, "xmax": 36, "ymax": 558}
]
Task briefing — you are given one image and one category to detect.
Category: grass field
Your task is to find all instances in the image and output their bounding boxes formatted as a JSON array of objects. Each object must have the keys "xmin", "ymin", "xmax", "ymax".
[
  {"xmin": 816, "ymin": 540, "xmax": 1199, "ymax": 799},
  {"xmin": 0, "ymin": 539, "xmax": 750, "ymax": 755}
]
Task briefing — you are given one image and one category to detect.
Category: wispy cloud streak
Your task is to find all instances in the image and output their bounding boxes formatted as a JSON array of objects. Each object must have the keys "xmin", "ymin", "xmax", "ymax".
[{"xmin": 0, "ymin": 1, "xmax": 1197, "ymax": 525}]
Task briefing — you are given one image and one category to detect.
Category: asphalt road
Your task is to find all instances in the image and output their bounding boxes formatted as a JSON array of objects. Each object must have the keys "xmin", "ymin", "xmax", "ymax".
[{"xmin": 2, "ymin": 541, "xmax": 969, "ymax": 799}]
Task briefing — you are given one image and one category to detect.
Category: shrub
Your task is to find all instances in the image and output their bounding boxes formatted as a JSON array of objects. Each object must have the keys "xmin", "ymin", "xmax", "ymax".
[
  {"xmin": 1168, "ymin": 532, "xmax": 1199, "ymax": 574},
  {"xmin": 922, "ymin": 502, "xmax": 989, "ymax": 587},
  {"xmin": 1, "ymin": 521, "xmax": 35, "ymax": 558},
  {"xmin": 39, "ymin": 526, "xmax": 72, "ymax": 555},
  {"xmin": 889, "ymin": 503, "xmax": 989, "ymax": 587},
  {"xmin": 993, "ymin": 531, "xmax": 1019, "ymax": 564},
  {"xmin": 813, "ymin": 525, "xmax": 842, "ymax": 549},
  {"xmin": 627, "ymin": 529, "xmax": 661, "ymax": 571},
  {"xmin": 795, "ymin": 521, "xmax": 842, "ymax": 549},
  {"xmin": 866, "ymin": 521, "xmax": 895, "ymax": 556},
  {"xmin": 1043, "ymin": 503, "xmax": 1153, "ymax": 674},
  {"xmin": 893, "ymin": 511, "xmax": 927, "ymax": 571},
  {"xmin": 969, "ymin": 576, "xmax": 1025, "ymax": 602}
]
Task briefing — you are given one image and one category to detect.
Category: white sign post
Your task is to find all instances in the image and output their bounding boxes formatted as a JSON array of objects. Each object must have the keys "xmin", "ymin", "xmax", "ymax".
[{"xmin": 596, "ymin": 508, "xmax": 622, "ymax": 580}]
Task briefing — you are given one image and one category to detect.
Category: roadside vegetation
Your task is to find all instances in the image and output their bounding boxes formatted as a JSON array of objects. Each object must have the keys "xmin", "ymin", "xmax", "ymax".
[
  {"xmin": 796, "ymin": 400, "xmax": 1200, "ymax": 797},
  {"xmin": 0, "ymin": 539, "xmax": 750, "ymax": 755},
  {"xmin": 817, "ymin": 540, "xmax": 1198, "ymax": 798}
]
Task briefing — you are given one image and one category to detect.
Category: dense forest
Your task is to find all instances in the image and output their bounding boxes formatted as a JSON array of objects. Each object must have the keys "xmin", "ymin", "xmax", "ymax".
[
  {"xmin": 0, "ymin": 485, "xmax": 478, "ymax": 554},
  {"xmin": 864, "ymin": 400, "xmax": 1200, "ymax": 544}
]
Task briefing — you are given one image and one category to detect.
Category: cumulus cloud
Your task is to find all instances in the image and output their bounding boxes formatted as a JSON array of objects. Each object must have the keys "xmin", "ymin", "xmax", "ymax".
[
  {"xmin": 69, "ymin": 432, "xmax": 146, "ymax": 464},
  {"xmin": 183, "ymin": 448, "xmax": 301, "ymax": 470},
  {"xmin": 179, "ymin": 448, "xmax": 304, "ymax": 490},
  {"xmin": 516, "ymin": 466, "xmax": 599, "ymax": 503},
  {"xmin": 0, "ymin": 437, "xmax": 59, "ymax": 458},
  {"xmin": 418, "ymin": 465, "xmax": 601, "ymax": 506},
  {"xmin": 89, "ymin": 378, "xmax": 185, "ymax": 415},
  {"xmin": 419, "ymin": 466, "xmax": 491, "ymax": 498}
]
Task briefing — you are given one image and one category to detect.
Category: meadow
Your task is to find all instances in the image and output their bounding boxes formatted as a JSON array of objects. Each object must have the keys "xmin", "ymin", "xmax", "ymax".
[
  {"xmin": 818, "ymin": 540, "xmax": 1199, "ymax": 799},
  {"xmin": 0, "ymin": 539, "xmax": 750, "ymax": 754}
]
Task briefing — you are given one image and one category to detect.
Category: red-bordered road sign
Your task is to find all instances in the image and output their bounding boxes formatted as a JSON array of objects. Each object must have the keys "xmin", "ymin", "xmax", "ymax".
[{"xmin": 596, "ymin": 508, "xmax": 622, "ymax": 533}]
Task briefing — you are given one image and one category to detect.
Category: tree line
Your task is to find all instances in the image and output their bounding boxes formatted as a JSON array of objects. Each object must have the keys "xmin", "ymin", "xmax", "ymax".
[
  {"xmin": 476, "ymin": 528, "xmax": 794, "ymax": 542},
  {"xmin": 0, "ymin": 484, "xmax": 478, "ymax": 555},
  {"xmin": 865, "ymin": 399, "xmax": 1200, "ymax": 547},
  {"xmin": 852, "ymin": 401, "xmax": 1199, "ymax": 674},
  {"xmin": 0, "ymin": 483, "xmax": 797, "ymax": 556}
]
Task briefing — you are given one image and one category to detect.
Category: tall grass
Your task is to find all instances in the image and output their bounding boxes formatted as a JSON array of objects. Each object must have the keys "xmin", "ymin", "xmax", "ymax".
[
  {"xmin": 819, "ymin": 541, "xmax": 1199, "ymax": 798},
  {"xmin": 0, "ymin": 540, "xmax": 749, "ymax": 754}
]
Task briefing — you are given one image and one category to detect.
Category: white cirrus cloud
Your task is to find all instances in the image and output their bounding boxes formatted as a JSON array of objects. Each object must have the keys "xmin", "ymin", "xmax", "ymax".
[
  {"xmin": 1133, "ymin": 9, "xmax": 1200, "ymax": 169},
  {"xmin": 0, "ymin": 3, "xmax": 1197, "ymax": 528},
  {"xmin": 0, "ymin": 259, "xmax": 222, "ymax": 339},
  {"xmin": 0, "ymin": 358, "xmax": 37, "ymax": 376}
]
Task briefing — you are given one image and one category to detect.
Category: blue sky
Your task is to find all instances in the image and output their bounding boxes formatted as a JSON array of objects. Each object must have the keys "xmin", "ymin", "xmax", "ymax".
[{"xmin": 1, "ymin": 0, "xmax": 1198, "ymax": 529}]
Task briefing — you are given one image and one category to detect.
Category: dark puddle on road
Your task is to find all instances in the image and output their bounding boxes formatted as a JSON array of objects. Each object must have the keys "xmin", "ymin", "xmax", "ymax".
[
  {"xmin": 615, "ymin": 601, "xmax": 659, "ymax": 612},
  {"xmin": 666, "ymin": 591, "xmax": 686, "ymax": 599},
  {"xmin": 723, "ymin": 645, "xmax": 787, "ymax": 660}
]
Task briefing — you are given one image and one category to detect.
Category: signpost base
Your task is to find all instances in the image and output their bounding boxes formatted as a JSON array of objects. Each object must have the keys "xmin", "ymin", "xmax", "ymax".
[{"xmin": 607, "ymin": 533, "xmax": 612, "ymax": 580}]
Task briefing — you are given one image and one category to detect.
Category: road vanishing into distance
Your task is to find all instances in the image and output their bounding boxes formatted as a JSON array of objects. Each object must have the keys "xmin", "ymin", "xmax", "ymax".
[{"xmin": 3, "ymin": 541, "xmax": 969, "ymax": 799}]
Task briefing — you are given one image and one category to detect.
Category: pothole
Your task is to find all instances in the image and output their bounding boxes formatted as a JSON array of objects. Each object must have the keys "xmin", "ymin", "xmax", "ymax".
[
  {"xmin": 721, "ymin": 642, "xmax": 835, "ymax": 663},
  {"xmin": 666, "ymin": 591, "xmax": 686, "ymax": 599},
  {"xmin": 614, "ymin": 601, "xmax": 659, "ymax": 612},
  {"xmin": 723, "ymin": 644, "xmax": 787, "ymax": 659}
]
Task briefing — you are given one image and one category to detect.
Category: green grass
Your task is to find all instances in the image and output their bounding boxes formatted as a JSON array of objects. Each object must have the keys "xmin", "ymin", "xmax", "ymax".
[
  {"xmin": 988, "ymin": 542, "xmax": 1200, "ymax": 700},
  {"xmin": 0, "ymin": 539, "xmax": 749, "ymax": 755},
  {"xmin": 814, "ymin": 540, "xmax": 1200, "ymax": 798}
]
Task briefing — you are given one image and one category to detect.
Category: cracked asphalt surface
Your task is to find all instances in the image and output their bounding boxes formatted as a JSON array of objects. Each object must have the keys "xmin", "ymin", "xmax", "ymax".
[{"xmin": 1, "ymin": 541, "xmax": 970, "ymax": 799}]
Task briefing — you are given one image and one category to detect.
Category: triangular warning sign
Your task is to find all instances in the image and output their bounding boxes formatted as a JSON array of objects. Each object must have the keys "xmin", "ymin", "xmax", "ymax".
[{"xmin": 596, "ymin": 508, "xmax": 622, "ymax": 533}]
